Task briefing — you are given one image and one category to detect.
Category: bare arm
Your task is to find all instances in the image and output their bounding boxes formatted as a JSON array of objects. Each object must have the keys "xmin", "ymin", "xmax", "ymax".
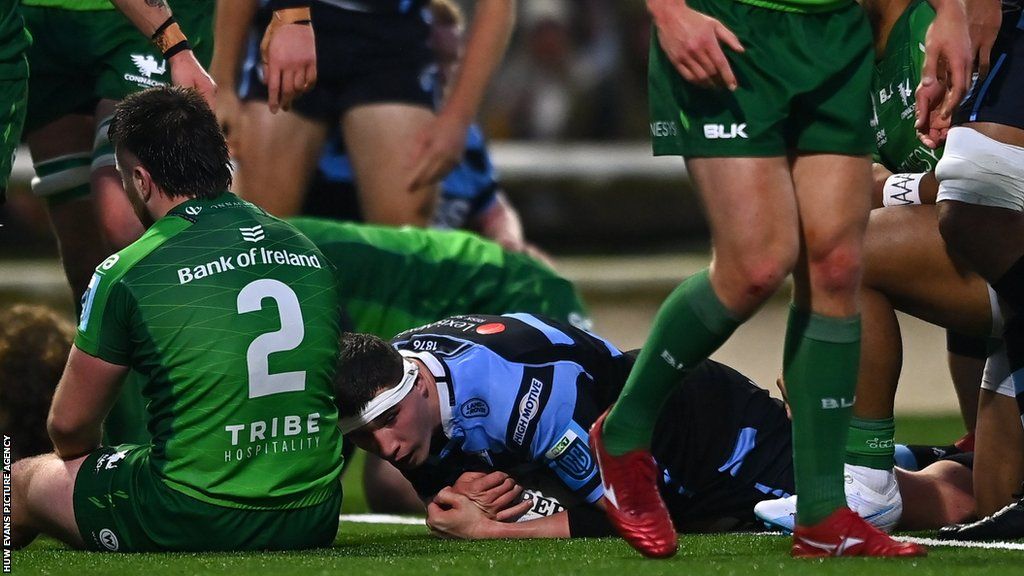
[
  {"xmin": 407, "ymin": 0, "xmax": 516, "ymax": 191},
  {"xmin": 109, "ymin": 0, "xmax": 217, "ymax": 106},
  {"xmin": 47, "ymin": 346, "xmax": 129, "ymax": 460}
]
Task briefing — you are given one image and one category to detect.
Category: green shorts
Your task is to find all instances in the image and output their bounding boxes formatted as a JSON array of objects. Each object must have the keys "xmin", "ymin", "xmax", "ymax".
[
  {"xmin": 649, "ymin": 0, "xmax": 874, "ymax": 157},
  {"xmin": 22, "ymin": 1, "xmax": 213, "ymax": 133},
  {"xmin": 74, "ymin": 445, "xmax": 343, "ymax": 552},
  {"xmin": 0, "ymin": 74, "xmax": 27, "ymax": 202}
]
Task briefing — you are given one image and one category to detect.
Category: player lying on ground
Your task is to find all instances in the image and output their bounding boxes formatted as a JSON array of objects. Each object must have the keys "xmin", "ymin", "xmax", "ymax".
[
  {"xmin": 11, "ymin": 87, "xmax": 345, "ymax": 552},
  {"xmin": 334, "ymin": 314, "xmax": 975, "ymax": 538}
]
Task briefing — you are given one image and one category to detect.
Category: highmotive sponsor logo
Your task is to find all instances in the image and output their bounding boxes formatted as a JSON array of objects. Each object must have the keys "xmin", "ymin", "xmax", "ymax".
[{"xmin": 512, "ymin": 378, "xmax": 544, "ymax": 447}]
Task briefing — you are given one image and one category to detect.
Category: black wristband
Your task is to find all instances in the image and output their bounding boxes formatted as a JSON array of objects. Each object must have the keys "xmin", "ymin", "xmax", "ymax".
[
  {"xmin": 566, "ymin": 505, "xmax": 616, "ymax": 538},
  {"xmin": 151, "ymin": 16, "xmax": 176, "ymax": 41},
  {"xmin": 163, "ymin": 40, "xmax": 191, "ymax": 60}
]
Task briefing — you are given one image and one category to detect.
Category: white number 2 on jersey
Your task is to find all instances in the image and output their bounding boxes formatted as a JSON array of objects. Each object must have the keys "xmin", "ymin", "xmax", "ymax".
[{"xmin": 237, "ymin": 278, "xmax": 306, "ymax": 398}]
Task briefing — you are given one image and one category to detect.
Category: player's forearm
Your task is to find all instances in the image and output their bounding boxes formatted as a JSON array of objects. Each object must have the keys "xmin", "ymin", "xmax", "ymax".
[
  {"xmin": 476, "ymin": 512, "xmax": 571, "ymax": 539},
  {"xmin": 47, "ymin": 347, "xmax": 128, "ymax": 460},
  {"xmin": 210, "ymin": 0, "xmax": 260, "ymax": 91},
  {"xmin": 110, "ymin": 0, "xmax": 176, "ymax": 37},
  {"xmin": 440, "ymin": 0, "xmax": 515, "ymax": 125}
]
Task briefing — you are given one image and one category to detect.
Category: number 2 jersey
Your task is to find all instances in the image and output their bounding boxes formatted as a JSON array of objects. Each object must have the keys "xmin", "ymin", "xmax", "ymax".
[
  {"xmin": 76, "ymin": 193, "xmax": 344, "ymax": 510},
  {"xmin": 392, "ymin": 314, "xmax": 795, "ymax": 531}
]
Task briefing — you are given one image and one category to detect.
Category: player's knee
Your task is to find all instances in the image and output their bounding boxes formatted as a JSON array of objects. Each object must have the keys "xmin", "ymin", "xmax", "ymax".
[
  {"xmin": 728, "ymin": 253, "xmax": 795, "ymax": 302},
  {"xmin": 807, "ymin": 243, "xmax": 863, "ymax": 296}
]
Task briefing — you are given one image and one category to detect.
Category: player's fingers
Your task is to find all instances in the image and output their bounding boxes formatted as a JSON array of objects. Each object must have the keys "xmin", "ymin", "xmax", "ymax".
[
  {"xmin": 914, "ymin": 77, "xmax": 936, "ymax": 130},
  {"xmin": 433, "ymin": 487, "xmax": 460, "ymax": 507},
  {"xmin": 267, "ymin": 65, "xmax": 282, "ymax": 114},
  {"xmin": 489, "ymin": 485, "xmax": 524, "ymax": 512},
  {"xmin": 279, "ymin": 69, "xmax": 297, "ymax": 112},
  {"xmin": 707, "ymin": 45, "xmax": 738, "ymax": 91},
  {"xmin": 672, "ymin": 57, "xmax": 701, "ymax": 86},
  {"xmin": 476, "ymin": 471, "xmax": 510, "ymax": 490},
  {"xmin": 305, "ymin": 61, "xmax": 318, "ymax": 91},
  {"xmin": 293, "ymin": 68, "xmax": 307, "ymax": 97},
  {"xmin": 495, "ymin": 499, "xmax": 534, "ymax": 523},
  {"xmin": 690, "ymin": 50, "xmax": 720, "ymax": 88},
  {"xmin": 978, "ymin": 42, "xmax": 993, "ymax": 80},
  {"xmin": 941, "ymin": 61, "xmax": 968, "ymax": 120},
  {"xmin": 715, "ymin": 22, "xmax": 745, "ymax": 53}
]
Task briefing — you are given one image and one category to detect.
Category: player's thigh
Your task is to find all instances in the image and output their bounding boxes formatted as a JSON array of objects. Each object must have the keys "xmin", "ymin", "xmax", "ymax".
[
  {"xmin": 92, "ymin": 98, "xmax": 144, "ymax": 250},
  {"xmin": 686, "ymin": 157, "xmax": 799, "ymax": 299},
  {"xmin": 14, "ymin": 453, "xmax": 87, "ymax": 548},
  {"xmin": 342, "ymin": 103, "xmax": 438, "ymax": 226},
  {"xmin": 233, "ymin": 102, "xmax": 328, "ymax": 216},
  {"xmin": 863, "ymin": 206, "xmax": 993, "ymax": 337}
]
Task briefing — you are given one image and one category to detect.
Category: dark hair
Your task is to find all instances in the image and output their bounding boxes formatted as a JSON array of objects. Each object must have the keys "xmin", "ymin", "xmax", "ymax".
[
  {"xmin": 0, "ymin": 304, "xmax": 74, "ymax": 460},
  {"xmin": 108, "ymin": 86, "xmax": 232, "ymax": 200},
  {"xmin": 335, "ymin": 333, "xmax": 404, "ymax": 418}
]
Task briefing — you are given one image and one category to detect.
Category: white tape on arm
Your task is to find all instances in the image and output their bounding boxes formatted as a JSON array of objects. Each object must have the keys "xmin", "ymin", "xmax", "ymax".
[{"xmin": 882, "ymin": 173, "xmax": 926, "ymax": 206}]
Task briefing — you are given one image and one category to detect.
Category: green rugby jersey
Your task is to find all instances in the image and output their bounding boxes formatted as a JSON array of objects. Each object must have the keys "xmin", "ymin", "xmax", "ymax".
[
  {"xmin": 21, "ymin": 0, "xmax": 111, "ymax": 9},
  {"xmin": 871, "ymin": 0, "xmax": 943, "ymax": 172},
  {"xmin": 289, "ymin": 217, "xmax": 590, "ymax": 339},
  {"xmin": 0, "ymin": 0, "xmax": 29, "ymax": 79},
  {"xmin": 77, "ymin": 193, "xmax": 343, "ymax": 510},
  {"xmin": 736, "ymin": 0, "xmax": 851, "ymax": 15}
]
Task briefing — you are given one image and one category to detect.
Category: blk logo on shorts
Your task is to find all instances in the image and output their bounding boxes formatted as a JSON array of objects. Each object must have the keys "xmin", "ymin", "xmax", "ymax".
[{"xmin": 703, "ymin": 124, "xmax": 748, "ymax": 139}]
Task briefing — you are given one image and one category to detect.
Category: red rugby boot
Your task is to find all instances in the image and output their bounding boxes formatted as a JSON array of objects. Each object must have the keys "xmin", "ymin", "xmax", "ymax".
[
  {"xmin": 589, "ymin": 409, "xmax": 677, "ymax": 559},
  {"xmin": 792, "ymin": 507, "xmax": 926, "ymax": 558}
]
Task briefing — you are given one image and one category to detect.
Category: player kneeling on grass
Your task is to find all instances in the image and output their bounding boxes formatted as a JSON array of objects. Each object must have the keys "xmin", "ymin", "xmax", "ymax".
[
  {"xmin": 11, "ymin": 86, "xmax": 345, "ymax": 552},
  {"xmin": 334, "ymin": 314, "xmax": 975, "ymax": 538}
]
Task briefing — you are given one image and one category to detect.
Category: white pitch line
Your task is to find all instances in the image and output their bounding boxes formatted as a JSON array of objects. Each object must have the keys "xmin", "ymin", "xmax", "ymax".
[
  {"xmin": 754, "ymin": 531, "xmax": 1024, "ymax": 552},
  {"xmin": 896, "ymin": 536, "xmax": 1024, "ymax": 551},
  {"xmin": 340, "ymin": 514, "xmax": 425, "ymax": 526}
]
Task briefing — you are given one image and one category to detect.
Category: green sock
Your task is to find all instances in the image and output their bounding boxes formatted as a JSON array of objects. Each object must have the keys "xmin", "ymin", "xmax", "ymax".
[
  {"xmin": 603, "ymin": 269, "xmax": 740, "ymax": 455},
  {"xmin": 784, "ymin": 306, "xmax": 861, "ymax": 525},
  {"xmin": 845, "ymin": 417, "xmax": 896, "ymax": 470}
]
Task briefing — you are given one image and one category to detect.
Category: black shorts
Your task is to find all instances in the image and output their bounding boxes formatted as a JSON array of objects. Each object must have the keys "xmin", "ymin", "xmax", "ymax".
[
  {"xmin": 651, "ymin": 361, "xmax": 795, "ymax": 532},
  {"xmin": 239, "ymin": 3, "xmax": 435, "ymax": 123},
  {"xmin": 956, "ymin": 4, "xmax": 1024, "ymax": 130}
]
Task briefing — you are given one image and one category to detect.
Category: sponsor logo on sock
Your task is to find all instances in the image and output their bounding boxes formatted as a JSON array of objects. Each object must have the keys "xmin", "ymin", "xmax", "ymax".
[
  {"xmin": 821, "ymin": 396, "xmax": 855, "ymax": 409},
  {"xmin": 660, "ymin": 350, "xmax": 685, "ymax": 371}
]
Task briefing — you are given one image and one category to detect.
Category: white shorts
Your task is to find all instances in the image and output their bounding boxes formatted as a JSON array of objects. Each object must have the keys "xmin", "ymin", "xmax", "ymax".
[{"xmin": 935, "ymin": 127, "xmax": 1024, "ymax": 211}]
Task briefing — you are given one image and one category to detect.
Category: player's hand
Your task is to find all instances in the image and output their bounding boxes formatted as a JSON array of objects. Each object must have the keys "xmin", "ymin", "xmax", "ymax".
[
  {"xmin": 261, "ymin": 19, "xmax": 317, "ymax": 114},
  {"xmin": 914, "ymin": 74, "xmax": 954, "ymax": 148},
  {"xmin": 426, "ymin": 487, "xmax": 492, "ymax": 539},
  {"xmin": 168, "ymin": 50, "xmax": 217, "ymax": 109},
  {"xmin": 647, "ymin": 0, "xmax": 745, "ymax": 91},
  {"xmin": 915, "ymin": 0, "xmax": 971, "ymax": 145},
  {"xmin": 407, "ymin": 111, "xmax": 467, "ymax": 192},
  {"xmin": 966, "ymin": 0, "xmax": 1002, "ymax": 80},
  {"xmin": 451, "ymin": 471, "xmax": 526, "ymax": 520}
]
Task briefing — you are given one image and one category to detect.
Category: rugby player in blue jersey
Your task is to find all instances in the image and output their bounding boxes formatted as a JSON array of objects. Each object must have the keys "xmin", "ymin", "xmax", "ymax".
[{"xmin": 334, "ymin": 314, "xmax": 976, "ymax": 538}]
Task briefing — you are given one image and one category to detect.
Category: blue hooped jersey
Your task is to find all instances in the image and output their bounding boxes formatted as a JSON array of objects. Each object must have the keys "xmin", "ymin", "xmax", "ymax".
[{"xmin": 393, "ymin": 314, "xmax": 633, "ymax": 505}]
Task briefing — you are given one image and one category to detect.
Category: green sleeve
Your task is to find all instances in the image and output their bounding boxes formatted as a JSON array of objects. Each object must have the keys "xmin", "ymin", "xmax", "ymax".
[{"xmin": 75, "ymin": 262, "xmax": 133, "ymax": 365}]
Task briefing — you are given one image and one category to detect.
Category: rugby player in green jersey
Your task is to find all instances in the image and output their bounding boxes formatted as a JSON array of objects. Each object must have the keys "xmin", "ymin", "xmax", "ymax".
[
  {"xmin": 11, "ymin": 87, "xmax": 345, "ymax": 552},
  {"xmin": 0, "ymin": 0, "xmax": 29, "ymax": 204},
  {"xmin": 21, "ymin": 0, "xmax": 215, "ymax": 304},
  {"xmin": 593, "ymin": 0, "xmax": 972, "ymax": 559}
]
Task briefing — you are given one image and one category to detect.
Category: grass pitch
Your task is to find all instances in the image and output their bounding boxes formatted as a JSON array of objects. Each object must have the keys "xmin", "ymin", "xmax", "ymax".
[{"xmin": 15, "ymin": 414, "xmax": 1023, "ymax": 576}]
